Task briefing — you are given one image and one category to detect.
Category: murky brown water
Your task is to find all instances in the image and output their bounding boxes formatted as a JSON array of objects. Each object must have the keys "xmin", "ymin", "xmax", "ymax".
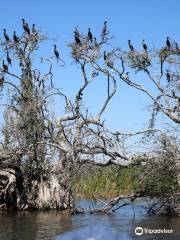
[{"xmin": 0, "ymin": 200, "xmax": 179, "ymax": 240}]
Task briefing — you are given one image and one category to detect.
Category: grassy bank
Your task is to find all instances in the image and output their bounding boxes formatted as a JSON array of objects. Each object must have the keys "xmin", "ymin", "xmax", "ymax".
[{"xmin": 73, "ymin": 165, "xmax": 141, "ymax": 199}]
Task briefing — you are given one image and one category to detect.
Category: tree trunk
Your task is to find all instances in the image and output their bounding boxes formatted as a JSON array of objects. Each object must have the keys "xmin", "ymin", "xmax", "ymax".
[{"xmin": 0, "ymin": 167, "xmax": 74, "ymax": 210}]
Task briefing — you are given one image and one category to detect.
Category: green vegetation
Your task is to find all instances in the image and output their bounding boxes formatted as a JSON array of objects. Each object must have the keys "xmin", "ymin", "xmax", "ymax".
[{"xmin": 73, "ymin": 165, "xmax": 142, "ymax": 199}]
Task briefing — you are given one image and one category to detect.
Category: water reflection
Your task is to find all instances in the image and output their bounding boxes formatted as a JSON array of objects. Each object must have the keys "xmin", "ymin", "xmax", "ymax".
[
  {"xmin": 0, "ymin": 199, "xmax": 179, "ymax": 240},
  {"xmin": 0, "ymin": 211, "xmax": 73, "ymax": 240}
]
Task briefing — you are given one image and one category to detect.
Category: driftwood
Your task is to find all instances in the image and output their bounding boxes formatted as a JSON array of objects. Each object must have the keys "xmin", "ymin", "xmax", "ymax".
[
  {"xmin": 91, "ymin": 193, "xmax": 140, "ymax": 213},
  {"xmin": 68, "ymin": 193, "xmax": 140, "ymax": 215}
]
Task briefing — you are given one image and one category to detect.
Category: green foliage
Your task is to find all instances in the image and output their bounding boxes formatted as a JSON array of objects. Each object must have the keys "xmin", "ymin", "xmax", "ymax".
[
  {"xmin": 137, "ymin": 135, "xmax": 180, "ymax": 202},
  {"xmin": 73, "ymin": 165, "xmax": 141, "ymax": 198},
  {"xmin": 139, "ymin": 157, "xmax": 180, "ymax": 198}
]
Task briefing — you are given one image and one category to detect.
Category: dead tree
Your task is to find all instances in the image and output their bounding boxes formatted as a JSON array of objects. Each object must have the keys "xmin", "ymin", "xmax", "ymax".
[
  {"xmin": 0, "ymin": 21, "xmax": 179, "ymax": 215},
  {"xmin": 0, "ymin": 22, "xmax": 128, "ymax": 210},
  {"xmin": 0, "ymin": 22, "xmax": 73, "ymax": 210},
  {"xmin": 53, "ymin": 26, "xmax": 180, "ymax": 215},
  {"xmin": 75, "ymin": 35, "xmax": 180, "ymax": 126}
]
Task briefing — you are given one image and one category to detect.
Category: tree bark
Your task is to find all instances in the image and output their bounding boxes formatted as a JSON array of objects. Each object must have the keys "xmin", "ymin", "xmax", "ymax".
[{"xmin": 0, "ymin": 167, "xmax": 74, "ymax": 210}]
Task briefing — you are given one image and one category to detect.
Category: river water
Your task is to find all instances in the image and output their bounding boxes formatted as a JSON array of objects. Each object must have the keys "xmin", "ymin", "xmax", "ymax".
[{"xmin": 0, "ymin": 199, "xmax": 179, "ymax": 240}]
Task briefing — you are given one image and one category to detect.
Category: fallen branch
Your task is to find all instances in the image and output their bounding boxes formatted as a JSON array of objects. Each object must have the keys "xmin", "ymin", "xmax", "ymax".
[{"xmin": 90, "ymin": 193, "xmax": 140, "ymax": 213}]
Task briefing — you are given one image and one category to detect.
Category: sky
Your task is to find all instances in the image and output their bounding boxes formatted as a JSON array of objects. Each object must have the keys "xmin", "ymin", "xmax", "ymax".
[{"xmin": 0, "ymin": 0, "xmax": 180, "ymax": 136}]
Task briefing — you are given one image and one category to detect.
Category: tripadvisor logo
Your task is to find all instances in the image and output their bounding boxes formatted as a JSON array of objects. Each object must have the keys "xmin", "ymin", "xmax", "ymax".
[
  {"xmin": 135, "ymin": 226, "xmax": 174, "ymax": 235},
  {"xmin": 135, "ymin": 227, "xmax": 143, "ymax": 236}
]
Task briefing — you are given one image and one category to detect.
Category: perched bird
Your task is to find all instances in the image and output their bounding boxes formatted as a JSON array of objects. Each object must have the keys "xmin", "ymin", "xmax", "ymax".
[
  {"xmin": 13, "ymin": 31, "xmax": 19, "ymax": 43},
  {"xmin": 3, "ymin": 29, "xmax": 10, "ymax": 41},
  {"xmin": 166, "ymin": 70, "xmax": 171, "ymax": 82},
  {"xmin": 53, "ymin": 45, "xmax": 60, "ymax": 62},
  {"xmin": 101, "ymin": 21, "xmax": 107, "ymax": 37},
  {"xmin": 32, "ymin": 24, "xmax": 36, "ymax": 34},
  {"xmin": 173, "ymin": 106, "xmax": 177, "ymax": 112},
  {"xmin": 128, "ymin": 39, "xmax": 134, "ymax": 51},
  {"xmin": 74, "ymin": 31, "xmax": 81, "ymax": 45},
  {"xmin": 88, "ymin": 28, "xmax": 93, "ymax": 43},
  {"xmin": 6, "ymin": 52, "xmax": 12, "ymax": 66},
  {"xmin": 25, "ymin": 23, "xmax": 31, "ymax": 35},
  {"xmin": 166, "ymin": 37, "xmax": 171, "ymax": 49},
  {"xmin": 94, "ymin": 37, "xmax": 99, "ymax": 48},
  {"xmin": 22, "ymin": 19, "xmax": 30, "ymax": 35},
  {"xmin": 175, "ymin": 42, "xmax": 179, "ymax": 51},
  {"xmin": 2, "ymin": 60, "xmax": 8, "ymax": 72},
  {"xmin": 103, "ymin": 51, "xmax": 107, "ymax": 61},
  {"xmin": 104, "ymin": 51, "xmax": 113, "ymax": 68},
  {"xmin": 142, "ymin": 39, "xmax": 148, "ymax": 51},
  {"xmin": 0, "ymin": 76, "xmax": 4, "ymax": 85},
  {"xmin": 19, "ymin": 60, "xmax": 24, "ymax": 67},
  {"xmin": 107, "ymin": 53, "xmax": 114, "ymax": 68},
  {"xmin": 74, "ymin": 27, "xmax": 80, "ymax": 37}
]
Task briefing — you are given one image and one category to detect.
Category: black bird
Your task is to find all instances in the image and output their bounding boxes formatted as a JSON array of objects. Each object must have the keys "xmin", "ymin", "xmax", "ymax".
[
  {"xmin": 13, "ymin": 31, "xmax": 19, "ymax": 43},
  {"xmin": 175, "ymin": 42, "xmax": 179, "ymax": 51},
  {"xmin": 88, "ymin": 28, "xmax": 93, "ymax": 43},
  {"xmin": 103, "ymin": 52, "xmax": 113, "ymax": 68},
  {"xmin": 3, "ymin": 29, "xmax": 10, "ymax": 41},
  {"xmin": 166, "ymin": 70, "xmax": 171, "ymax": 82},
  {"xmin": 32, "ymin": 24, "xmax": 36, "ymax": 34},
  {"xmin": 142, "ymin": 39, "xmax": 148, "ymax": 51},
  {"xmin": 101, "ymin": 21, "xmax": 107, "ymax": 37},
  {"xmin": 74, "ymin": 31, "xmax": 81, "ymax": 45},
  {"xmin": 22, "ymin": 19, "xmax": 30, "ymax": 35},
  {"xmin": 6, "ymin": 52, "xmax": 12, "ymax": 66},
  {"xmin": 166, "ymin": 37, "xmax": 171, "ymax": 49},
  {"xmin": 2, "ymin": 60, "xmax": 8, "ymax": 72},
  {"xmin": 107, "ymin": 54, "xmax": 114, "ymax": 68},
  {"xmin": 25, "ymin": 23, "xmax": 30, "ymax": 35},
  {"xmin": 0, "ymin": 76, "xmax": 4, "ymax": 85},
  {"xmin": 53, "ymin": 45, "xmax": 60, "ymax": 62},
  {"xmin": 19, "ymin": 61, "xmax": 23, "ymax": 67},
  {"xmin": 103, "ymin": 51, "xmax": 107, "ymax": 61},
  {"xmin": 94, "ymin": 37, "xmax": 98, "ymax": 48},
  {"xmin": 128, "ymin": 40, "xmax": 134, "ymax": 51},
  {"xmin": 173, "ymin": 106, "xmax": 177, "ymax": 112},
  {"xmin": 74, "ymin": 27, "xmax": 80, "ymax": 37}
]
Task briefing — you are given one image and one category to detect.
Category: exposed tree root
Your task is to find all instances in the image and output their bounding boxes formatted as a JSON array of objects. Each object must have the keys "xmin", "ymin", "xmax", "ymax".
[{"xmin": 0, "ymin": 167, "xmax": 74, "ymax": 210}]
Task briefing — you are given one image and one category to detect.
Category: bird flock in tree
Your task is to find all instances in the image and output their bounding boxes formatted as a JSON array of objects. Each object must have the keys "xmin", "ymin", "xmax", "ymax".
[
  {"xmin": 0, "ymin": 19, "xmax": 39, "ymax": 86},
  {"xmin": 127, "ymin": 36, "xmax": 180, "ymax": 83},
  {"xmin": 0, "ymin": 20, "xmax": 179, "ymax": 88},
  {"xmin": 0, "ymin": 19, "xmax": 37, "ymax": 75}
]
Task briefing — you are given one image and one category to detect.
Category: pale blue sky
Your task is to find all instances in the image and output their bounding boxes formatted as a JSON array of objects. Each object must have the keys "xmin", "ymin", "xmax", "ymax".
[{"xmin": 0, "ymin": 0, "xmax": 180, "ymax": 134}]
